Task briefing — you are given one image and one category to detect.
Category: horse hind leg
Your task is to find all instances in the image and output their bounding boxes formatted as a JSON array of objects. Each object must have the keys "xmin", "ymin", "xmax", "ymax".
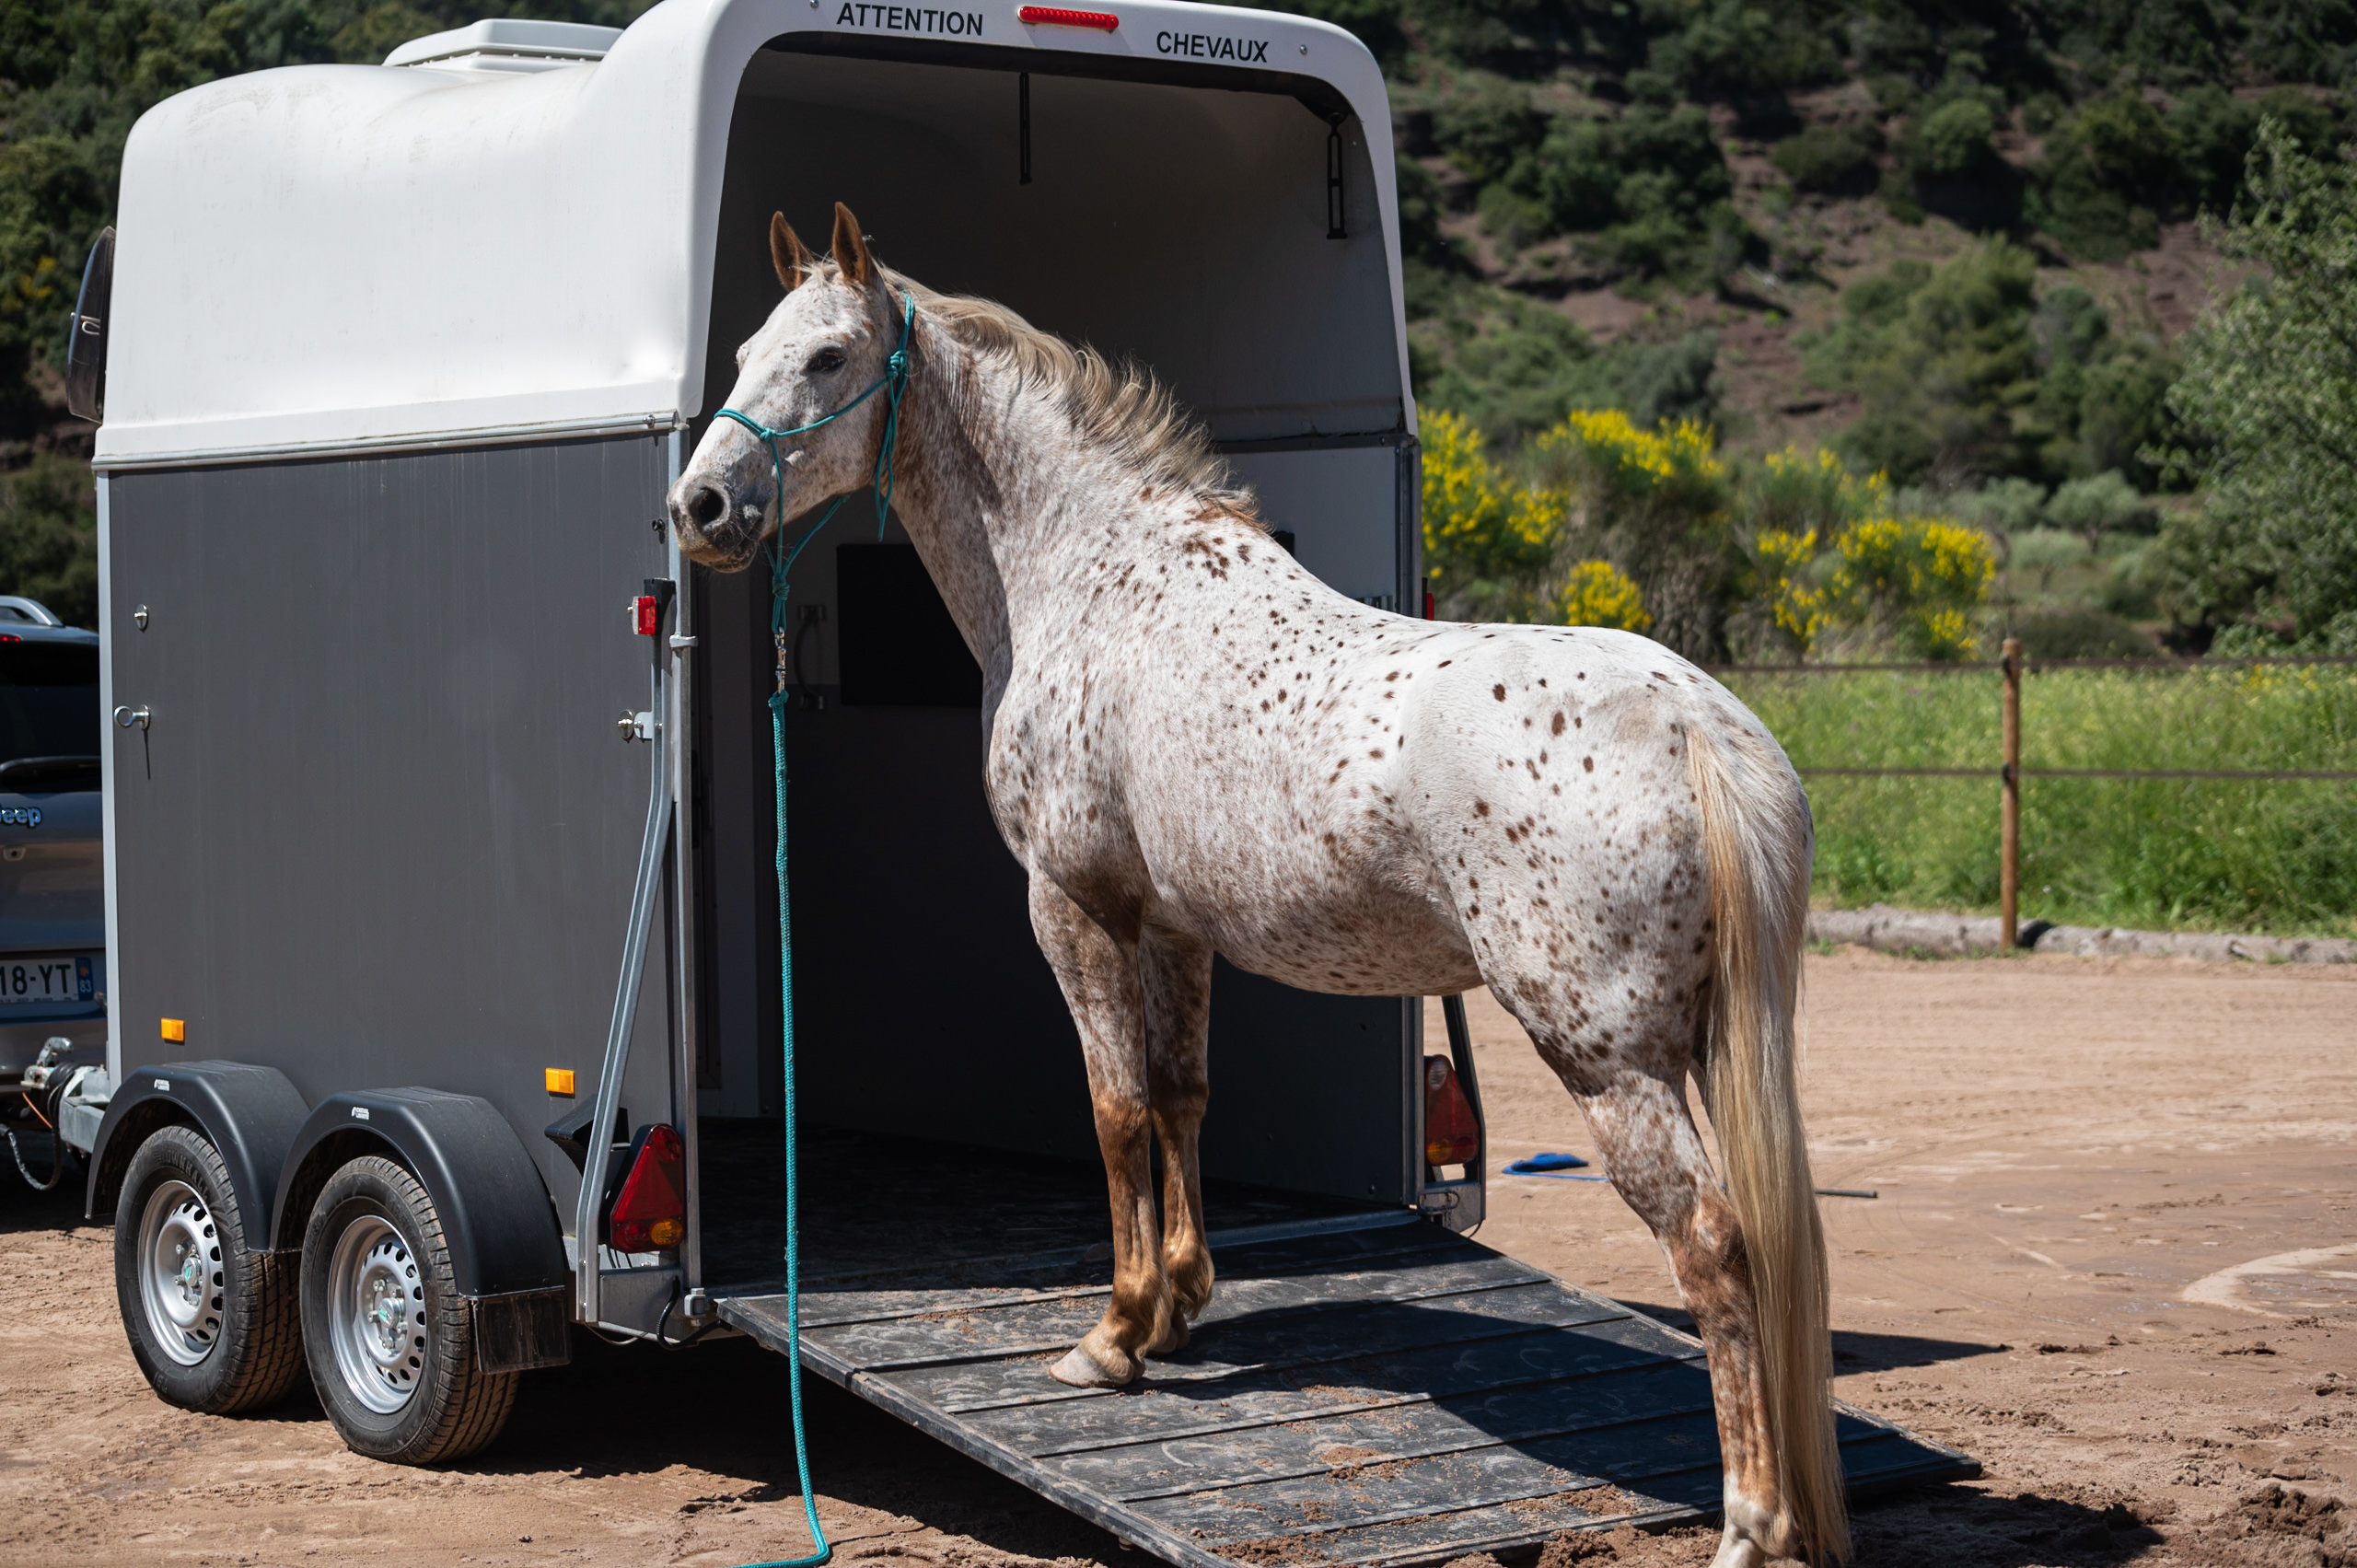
[
  {"xmin": 1578, "ymin": 1064, "xmax": 1797, "ymax": 1567},
  {"xmin": 1028, "ymin": 875, "xmax": 1167, "ymax": 1388},
  {"xmin": 1139, "ymin": 927, "xmax": 1213, "ymax": 1352},
  {"xmin": 1508, "ymin": 1002, "xmax": 1804, "ymax": 1568}
]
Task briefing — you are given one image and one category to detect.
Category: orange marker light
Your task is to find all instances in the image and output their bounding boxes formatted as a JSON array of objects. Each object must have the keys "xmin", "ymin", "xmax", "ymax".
[
  {"xmin": 545, "ymin": 1068, "xmax": 575, "ymax": 1096},
  {"xmin": 160, "ymin": 1018, "xmax": 184, "ymax": 1043}
]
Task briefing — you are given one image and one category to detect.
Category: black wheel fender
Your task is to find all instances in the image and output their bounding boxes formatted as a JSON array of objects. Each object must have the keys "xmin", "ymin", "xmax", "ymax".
[
  {"xmin": 87, "ymin": 1061, "xmax": 309, "ymax": 1238},
  {"xmin": 272, "ymin": 1088, "xmax": 570, "ymax": 1372}
]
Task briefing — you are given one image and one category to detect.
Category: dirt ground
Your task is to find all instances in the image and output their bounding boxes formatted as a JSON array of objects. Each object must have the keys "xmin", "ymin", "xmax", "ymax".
[{"xmin": 1, "ymin": 947, "xmax": 2351, "ymax": 1568}]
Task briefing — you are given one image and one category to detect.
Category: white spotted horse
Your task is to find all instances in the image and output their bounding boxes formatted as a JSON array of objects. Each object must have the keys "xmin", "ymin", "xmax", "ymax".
[{"xmin": 669, "ymin": 203, "xmax": 1847, "ymax": 1568}]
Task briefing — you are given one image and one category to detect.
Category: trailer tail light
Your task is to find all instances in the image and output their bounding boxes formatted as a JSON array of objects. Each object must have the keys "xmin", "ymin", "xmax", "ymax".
[
  {"xmin": 1423, "ymin": 1054, "xmax": 1479, "ymax": 1167},
  {"xmin": 1018, "ymin": 5, "xmax": 1119, "ymax": 28},
  {"xmin": 633, "ymin": 594, "xmax": 660, "ymax": 636},
  {"xmin": 605, "ymin": 1123, "xmax": 685, "ymax": 1250}
]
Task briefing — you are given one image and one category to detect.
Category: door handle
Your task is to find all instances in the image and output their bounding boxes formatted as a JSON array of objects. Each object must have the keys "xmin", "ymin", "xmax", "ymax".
[{"xmin": 112, "ymin": 704, "xmax": 150, "ymax": 731}]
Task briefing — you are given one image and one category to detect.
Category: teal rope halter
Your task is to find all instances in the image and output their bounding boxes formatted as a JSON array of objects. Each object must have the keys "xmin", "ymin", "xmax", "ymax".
[
  {"xmin": 715, "ymin": 289, "xmax": 912, "ymax": 1568},
  {"xmin": 715, "ymin": 288, "xmax": 918, "ymax": 647}
]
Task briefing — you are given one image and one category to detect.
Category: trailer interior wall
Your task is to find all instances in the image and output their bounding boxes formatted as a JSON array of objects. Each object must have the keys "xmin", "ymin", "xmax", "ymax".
[{"xmin": 691, "ymin": 41, "xmax": 1421, "ymax": 1204}]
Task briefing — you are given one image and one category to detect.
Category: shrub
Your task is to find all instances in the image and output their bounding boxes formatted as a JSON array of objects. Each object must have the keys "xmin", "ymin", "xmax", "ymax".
[
  {"xmin": 1429, "ymin": 74, "xmax": 1548, "ymax": 185},
  {"xmin": 1422, "ymin": 409, "xmax": 1560, "ymax": 609},
  {"xmin": 2029, "ymin": 91, "xmax": 2176, "ymax": 258},
  {"xmin": 1410, "ymin": 283, "xmax": 1722, "ymax": 445},
  {"xmin": 0, "ymin": 453, "xmax": 97, "ymax": 629},
  {"xmin": 1649, "ymin": 0, "xmax": 1841, "ymax": 99},
  {"xmin": 2167, "ymin": 86, "xmax": 2261, "ymax": 215},
  {"xmin": 1536, "ymin": 412, "xmax": 1734, "ymax": 660},
  {"xmin": 1523, "ymin": 101, "xmax": 1738, "ymax": 281},
  {"xmin": 2045, "ymin": 470, "xmax": 2154, "ymax": 547},
  {"xmin": 2008, "ymin": 606, "xmax": 2155, "ymax": 657},
  {"xmin": 1805, "ymin": 240, "xmax": 2043, "ymax": 484},
  {"xmin": 1831, "ymin": 515, "xmax": 1997, "ymax": 657},
  {"xmin": 1771, "ymin": 125, "xmax": 1880, "ymax": 194},
  {"xmin": 1902, "ymin": 97, "xmax": 2001, "ymax": 179},
  {"xmin": 1727, "ymin": 447, "xmax": 1997, "ymax": 661},
  {"xmin": 1556, "ymin": 560, "xmax": 1653, "ymax": 630},
  {"xmin": 2158, "ymin": 122, "xmax": 2357, "ymax": 651}
]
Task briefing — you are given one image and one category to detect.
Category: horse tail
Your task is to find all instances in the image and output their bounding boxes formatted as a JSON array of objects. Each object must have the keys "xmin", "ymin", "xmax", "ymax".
[{"xmin": 1687, "ymin": 720, "xmax": 1849, "ymax": 1564}]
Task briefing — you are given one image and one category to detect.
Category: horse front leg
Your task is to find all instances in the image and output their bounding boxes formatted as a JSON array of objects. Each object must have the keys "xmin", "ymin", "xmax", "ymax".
[
  {"xmin": 1568, "ymin": 1067, "xmax": 1798, "ymax": 1568},
  {"xmin": 1028, "ymin": 875, "xmax": 1166, "ymax": 1388},
  {"xmin": 1139, "ymin": 926, "xmax": 1213, "ymax": 1353}
]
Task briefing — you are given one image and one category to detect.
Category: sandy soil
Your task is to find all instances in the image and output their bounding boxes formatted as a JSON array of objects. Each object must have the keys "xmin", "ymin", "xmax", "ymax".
[{"xmin": 1, "ymin": 947, "xmax": 2351, "ymax": 1568}]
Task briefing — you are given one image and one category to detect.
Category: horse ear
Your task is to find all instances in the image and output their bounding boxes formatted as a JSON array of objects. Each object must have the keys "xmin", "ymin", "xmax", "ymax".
[
  {"xmin": 770, "ymin": 213, "xmax": 811, "ymax": 292},
  {"xmin": 830, "ymin": 201, "xmax": 873, "ymax": 288}
]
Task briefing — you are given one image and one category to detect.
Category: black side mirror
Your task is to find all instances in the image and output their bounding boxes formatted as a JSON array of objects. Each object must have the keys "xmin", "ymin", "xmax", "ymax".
[{"xmin": 65, "ymin": 227, "xmax": 112, "ymax": 424}]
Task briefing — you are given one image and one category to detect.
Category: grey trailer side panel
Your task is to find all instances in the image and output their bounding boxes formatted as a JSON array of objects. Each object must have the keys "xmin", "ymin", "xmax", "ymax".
[{"xmin": 104, "ymin": 436, "xmax": 676, "ymax": 1226}]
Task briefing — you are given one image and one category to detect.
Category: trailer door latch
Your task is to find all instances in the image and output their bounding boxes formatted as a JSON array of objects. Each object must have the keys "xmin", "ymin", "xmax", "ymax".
[{"xmin": 617, "ymin": 710, "xmax": 656, "ymax": 742}]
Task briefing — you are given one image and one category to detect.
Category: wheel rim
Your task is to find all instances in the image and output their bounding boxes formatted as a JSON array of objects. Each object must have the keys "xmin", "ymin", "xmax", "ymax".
[
  {"xmin": 137, "ymin": 1179, "xmax": 224, "ymax": 1366},
  {"xmin": 326, "ymin": 1212, "xmax": 426, "ymax": 1415}
]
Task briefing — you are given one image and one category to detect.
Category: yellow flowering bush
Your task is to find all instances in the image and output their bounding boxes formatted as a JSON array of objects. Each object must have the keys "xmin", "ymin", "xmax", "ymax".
[
  {"xmin": 1418, "ymin": 411, "xmax": 1993, "ymax": 658},
  {"xmin": 1734, "ymin": 448, "xmax": 1995, "ymax": 660},
  {"xmin": 1829, "ymin": 515, "xmax": 1997, "ymax": 656},
  {"xmin": 1422, "ymin": 410, "xmax": 1559, "ymax": 596},
  {"xmin": 1555, "ymin": 560, "xmax": 1653, "ymax": 631},
  {"xmin": 1538, "ymin": 410, "xmax": 1725, "ymax": 492},
  {"xmin": 1752, "ymin": 528, "xmax": 1829, "ymax": 648}
]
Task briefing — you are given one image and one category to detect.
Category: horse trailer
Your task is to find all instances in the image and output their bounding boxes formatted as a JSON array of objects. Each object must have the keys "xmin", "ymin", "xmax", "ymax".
[{"xmin": 67, "ymin": 2, "xmax": 1971, "ymax": 1560}]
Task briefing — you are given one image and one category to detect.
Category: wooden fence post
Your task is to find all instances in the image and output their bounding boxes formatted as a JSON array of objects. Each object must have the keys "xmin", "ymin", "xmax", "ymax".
[{"xmin": 2001, "ymin": 636, "xmax": 2021, "ymax": 949}]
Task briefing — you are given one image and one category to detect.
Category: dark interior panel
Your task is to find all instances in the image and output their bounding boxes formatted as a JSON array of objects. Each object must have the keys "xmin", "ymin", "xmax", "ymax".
[{"xmin": 837, "ymin": 543, "xmax": 982, "ymax": 708}]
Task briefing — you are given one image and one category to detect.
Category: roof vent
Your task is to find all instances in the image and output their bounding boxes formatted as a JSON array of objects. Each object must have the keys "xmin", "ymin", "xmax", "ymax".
[{"xmin": 384, "ymin": 18, "xmax": 622, "ymax": 73}]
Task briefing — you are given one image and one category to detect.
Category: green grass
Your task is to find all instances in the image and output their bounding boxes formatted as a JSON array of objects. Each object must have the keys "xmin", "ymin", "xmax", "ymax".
[{"xmin": 1719, "ymin": 664, "xmax": 2357, "ymax": 938}]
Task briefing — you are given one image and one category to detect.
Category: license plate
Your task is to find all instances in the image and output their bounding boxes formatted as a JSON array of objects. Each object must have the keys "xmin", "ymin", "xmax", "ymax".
[{"xmin": 0, "ymin": 956, "xmax": 97, "ymax": 1006}]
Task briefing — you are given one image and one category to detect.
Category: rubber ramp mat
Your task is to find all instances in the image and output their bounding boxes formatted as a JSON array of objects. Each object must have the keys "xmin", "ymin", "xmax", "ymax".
[{"xmin": 717, "ymin": 1211, "xmax": 1976, "ymax": 1567}]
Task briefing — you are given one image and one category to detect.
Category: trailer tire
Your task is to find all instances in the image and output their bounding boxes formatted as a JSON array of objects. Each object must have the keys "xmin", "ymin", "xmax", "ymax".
[
  {"xmin": 299, "ymin": 1156, "xmax": 517, "ymax": 1464},
  {"xmin": 113, "ymin": 1124, "xmax": 306, "ymax": 1414}
]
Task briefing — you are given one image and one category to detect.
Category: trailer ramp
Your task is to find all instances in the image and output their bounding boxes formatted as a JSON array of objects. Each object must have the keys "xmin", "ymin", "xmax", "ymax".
[{"xmin": 716, "ymin": 1181, "xmax": 1973, "ymax": 1567}]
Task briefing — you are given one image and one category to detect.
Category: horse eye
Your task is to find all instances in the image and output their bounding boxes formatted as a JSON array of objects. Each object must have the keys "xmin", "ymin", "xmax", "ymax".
[{"xmin": 806, "ymin": 347, "xmax": 846, "ymax": 375}]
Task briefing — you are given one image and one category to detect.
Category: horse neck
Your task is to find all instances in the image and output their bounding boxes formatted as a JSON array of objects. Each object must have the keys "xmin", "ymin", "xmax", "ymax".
[{"xmin": 889, "ymin": 325, "xmax": 1138, "ymax": 684}]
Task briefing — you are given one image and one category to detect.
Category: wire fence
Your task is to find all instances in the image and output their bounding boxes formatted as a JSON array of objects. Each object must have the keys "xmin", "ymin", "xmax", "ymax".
[{"xmin": 1711, "ymin": 645, "xmax": 2357, "ymax": 940}]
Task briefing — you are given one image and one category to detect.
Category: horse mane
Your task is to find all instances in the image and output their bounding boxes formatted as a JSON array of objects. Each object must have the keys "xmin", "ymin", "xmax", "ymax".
[{"xmin": 872, "ymin": 263, "xmax": 1261, "ymax": 525}]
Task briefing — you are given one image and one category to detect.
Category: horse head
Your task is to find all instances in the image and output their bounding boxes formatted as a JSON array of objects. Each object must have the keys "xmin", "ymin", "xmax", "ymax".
[{"xmin": 668, "ymin": 202, "xmax": 902, "ymax": 572}]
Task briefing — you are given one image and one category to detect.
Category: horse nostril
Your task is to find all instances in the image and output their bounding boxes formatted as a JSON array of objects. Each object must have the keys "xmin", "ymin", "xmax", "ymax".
[{"xmin": 685, "ymin": 485, "xmax": 727, "ymax": 528}]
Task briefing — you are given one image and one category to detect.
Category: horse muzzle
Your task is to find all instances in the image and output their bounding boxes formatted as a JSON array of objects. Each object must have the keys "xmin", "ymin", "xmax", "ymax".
[{"xmin": 667, "ymin": 477, "xmax": 769, "ymax": 572}]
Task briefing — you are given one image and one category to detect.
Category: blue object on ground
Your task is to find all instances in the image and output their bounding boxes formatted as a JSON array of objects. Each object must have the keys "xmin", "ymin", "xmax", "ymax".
[{"xmin": 1503, "ymin": 1152, "xmax": 1591, "ymax": 1174}]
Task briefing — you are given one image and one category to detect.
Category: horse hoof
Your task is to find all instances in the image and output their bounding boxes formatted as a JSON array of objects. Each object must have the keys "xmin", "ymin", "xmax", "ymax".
[
  {"xmin": 1147, "ymin": 1317, "xmax": 1190, "ymax": 1356},
  {"xmin": 1049, "ymin": 1342, "xmax": 1137, "ymax": 1388}
]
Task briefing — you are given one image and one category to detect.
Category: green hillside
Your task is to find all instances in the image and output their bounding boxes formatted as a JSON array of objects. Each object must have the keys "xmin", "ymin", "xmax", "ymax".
[{"xmin": 6, "ymin": 0, "xmax": 2357, "ymax": 656}]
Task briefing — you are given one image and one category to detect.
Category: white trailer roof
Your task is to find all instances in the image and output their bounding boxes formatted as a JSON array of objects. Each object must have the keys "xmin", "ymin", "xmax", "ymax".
[{"xmin": 95, "ymin": 0, "xmax": 1402, "ymax": 469}]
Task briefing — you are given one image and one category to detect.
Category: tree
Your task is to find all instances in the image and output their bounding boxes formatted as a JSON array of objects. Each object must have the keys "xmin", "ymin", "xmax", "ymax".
[
  {"xmin": 2159, "ymin": 121, "xmax": 2357, "ymax": 650},
  {"xmin": 1805, "ymin": 240, "xmax": 2043, "ymax": 484}
]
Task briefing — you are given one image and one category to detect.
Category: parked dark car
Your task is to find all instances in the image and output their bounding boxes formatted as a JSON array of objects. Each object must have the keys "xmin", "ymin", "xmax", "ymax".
[{"xmin": 0, "ymin": 596, "xmax": 104, "ymax": 1107}]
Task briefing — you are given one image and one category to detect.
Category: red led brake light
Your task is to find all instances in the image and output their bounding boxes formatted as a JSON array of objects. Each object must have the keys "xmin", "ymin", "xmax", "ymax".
[
  {"xmin": 1018, "ymin": 5, "xmax": 1119, "ymax": 29},
  {"xmin": 605, "ymin": 1123, "xmax": 686, "ymax": 1251},
  {"xmin": 633, "ymin": 594, "xmax": 660, "ymax": 636}
]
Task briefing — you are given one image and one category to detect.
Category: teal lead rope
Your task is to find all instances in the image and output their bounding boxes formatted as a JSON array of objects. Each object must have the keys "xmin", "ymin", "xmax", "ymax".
[{"xmin": 719, "ymin": 292, "xmax": 914, "ymax": 1568}]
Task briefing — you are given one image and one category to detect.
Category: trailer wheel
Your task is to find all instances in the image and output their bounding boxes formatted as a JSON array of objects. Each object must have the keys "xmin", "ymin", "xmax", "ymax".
[
  {"xmin": 299, "ymin": 1156, "xmax": 517, "ymax": 1464},
  {"xmin": 113, "ymin": 1124, "xmax": 305, "ymax": 1413}
]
